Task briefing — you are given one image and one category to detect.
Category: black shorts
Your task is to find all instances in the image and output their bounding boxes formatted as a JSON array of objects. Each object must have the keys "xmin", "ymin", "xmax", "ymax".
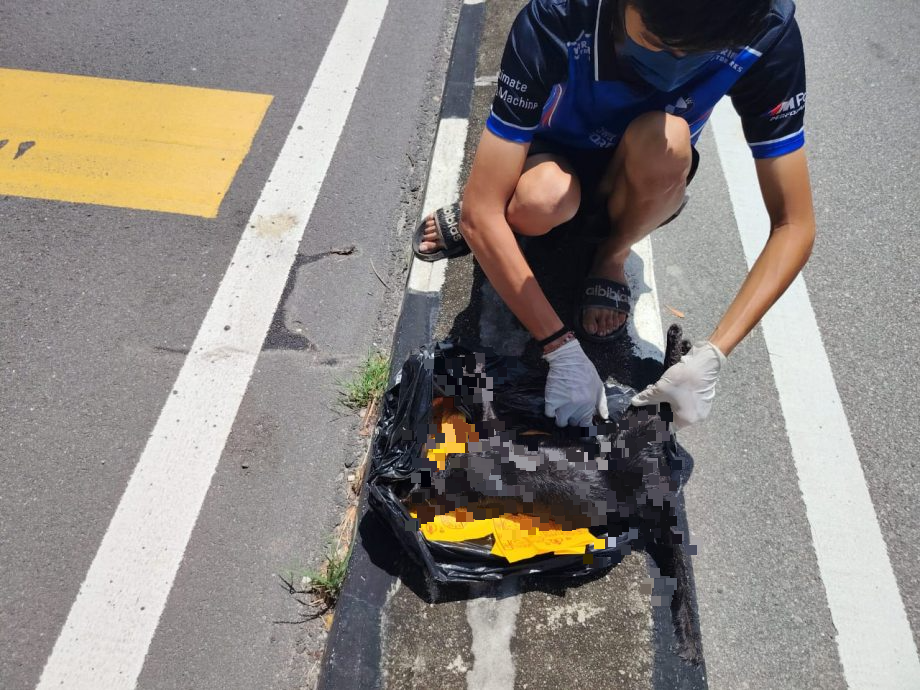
[{"xmin": 527, "ymin": 137, "xmax": 700, "ymax": 216}]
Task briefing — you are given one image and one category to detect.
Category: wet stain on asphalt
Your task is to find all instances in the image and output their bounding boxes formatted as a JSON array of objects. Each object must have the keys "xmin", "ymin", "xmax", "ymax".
[{"xmin": 262, "ymin": 246, "xmax": 357, "ymax": 351}]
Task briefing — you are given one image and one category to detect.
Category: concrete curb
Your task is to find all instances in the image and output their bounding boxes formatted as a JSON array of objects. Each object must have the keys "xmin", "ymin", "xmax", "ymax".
[{"xmin": 316, "ymin": 2, "xmax": 484, "ymax": 687}]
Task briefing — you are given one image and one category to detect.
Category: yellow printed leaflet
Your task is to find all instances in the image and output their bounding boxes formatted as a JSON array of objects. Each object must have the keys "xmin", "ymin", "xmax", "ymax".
[
  {"xmin": 417, "ymin": 397, "xmax": 606, "ymax": 562},
  {"xmin": 491, "ymin": 515, "xmax": 603, "ymax": 563},
  {"xmin": 419, "ymin": 512, "xmax": 495, "ymax": 543}
]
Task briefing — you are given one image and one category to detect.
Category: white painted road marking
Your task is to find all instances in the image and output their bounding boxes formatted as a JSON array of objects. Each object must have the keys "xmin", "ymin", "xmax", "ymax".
[
  {"xmin": 406, "ymin": 116, "xmax": 468, "ymax": 293},
  {"xmin": 627, "ymin": 237, "xmax": 666, "ymax": 362},
  {"xmin": 35, "ymin": 0, "xmax": 390, "ymax": 687},
  {"xmin": 711, "ymin": 98, "xmax": 920, "ymax": 689},
  {"xmin": 465, "ymin": 581, "xmax": 522, "ymax": 690}
]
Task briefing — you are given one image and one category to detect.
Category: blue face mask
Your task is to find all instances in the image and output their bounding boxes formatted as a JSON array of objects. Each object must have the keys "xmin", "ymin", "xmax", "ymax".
[{"xmin": 621, "ymin": 37, "xmax": 717, "ymax": 92}]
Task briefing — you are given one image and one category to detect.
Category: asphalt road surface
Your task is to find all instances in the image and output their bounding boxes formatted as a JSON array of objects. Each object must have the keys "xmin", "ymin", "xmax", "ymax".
[
  {"xmin": 0, "ymin": 0, "xmax": 454, "ymax": 688},
  {"xmin": 660, "ymin": 1, "xmax": 920, "ymax": 685},
  {"xmin": 3, "ymin": 0, "xmax": 920, "ymax": 689}
]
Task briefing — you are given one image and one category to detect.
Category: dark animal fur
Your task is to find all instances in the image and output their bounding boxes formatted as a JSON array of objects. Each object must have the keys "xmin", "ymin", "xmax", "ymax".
[{"xmin": 406, "ymin": 325, "xmax": 702, "ymax": 664}]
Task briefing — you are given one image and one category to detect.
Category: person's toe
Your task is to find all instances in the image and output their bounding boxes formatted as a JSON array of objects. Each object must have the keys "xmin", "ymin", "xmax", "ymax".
[
  {"xmin": 593, "ymin": 309, "xmax": 606, "ymax": 336},
  {"xmin": 583, "ymin": 307, "xmax": 599, "ymax": 335},
  {"xmin": 604, "ymin": 309, "xmax": 617, "ymax": 336},
  {"xmin": 582, "ymin": 306, "xmax": 628, "ymax": 338},
  {"xmin": 594, "ymin": 308, "xmax": 607, "ymax": 336},
  {"xmin": 593, "ymin": 309, "xmax": 605, "ymax": 337},
  {"xmin": 583, "ymin": 258, "xmax": 629, "ymax": 338},
  {"xmin": 602, "ymin": 310, "xmax": 615, "ymax": 336},
  {"xmin": 418, "ymin": 214, "xmax": 443, "ymax": 254}
]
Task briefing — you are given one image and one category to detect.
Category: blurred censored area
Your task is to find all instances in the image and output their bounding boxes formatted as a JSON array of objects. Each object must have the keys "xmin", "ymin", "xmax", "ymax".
[{"xmin": 367, "ymin": 330, "xmax": 703, "ymax": 662}]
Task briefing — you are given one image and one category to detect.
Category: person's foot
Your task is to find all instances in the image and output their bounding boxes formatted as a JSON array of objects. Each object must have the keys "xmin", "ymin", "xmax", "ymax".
[
  {"xmin": 412, "ymin": 203, "xmax": 470, "ymax": 263},
  {"xmin": 417, "ymin": 211, "xmax": 445, "ymax": 254},
  {"xmin": 582, "ymin": 253, "xmax": 629, "ymax": 337}
]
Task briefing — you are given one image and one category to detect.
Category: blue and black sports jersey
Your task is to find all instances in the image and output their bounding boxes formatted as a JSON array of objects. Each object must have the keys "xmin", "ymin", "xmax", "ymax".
[{"xmin": 487, "ymin": 0, "xmax": 807, "ymax": 159}]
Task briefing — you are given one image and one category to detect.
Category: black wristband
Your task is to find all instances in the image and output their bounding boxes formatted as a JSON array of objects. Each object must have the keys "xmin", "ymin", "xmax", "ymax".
[{"xmin": 536, "ymin": 327, "xmax": 570, "ymax": 348}]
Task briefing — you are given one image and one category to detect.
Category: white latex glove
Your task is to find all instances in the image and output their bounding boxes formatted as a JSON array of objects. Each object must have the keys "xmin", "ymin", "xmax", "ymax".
[
  {"xmin": 631, "ymin": 341, "xmax": 727, "ymax": 430},
  {"xmin": 543, "ymin": 339, "xmax": 609, "ymax": 427}
]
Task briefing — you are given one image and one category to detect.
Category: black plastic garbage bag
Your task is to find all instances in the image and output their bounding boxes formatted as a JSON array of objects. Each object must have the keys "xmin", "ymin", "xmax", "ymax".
[{"xmin": 367, "ymin": 339, "xmax": 682, "ymax": 584}]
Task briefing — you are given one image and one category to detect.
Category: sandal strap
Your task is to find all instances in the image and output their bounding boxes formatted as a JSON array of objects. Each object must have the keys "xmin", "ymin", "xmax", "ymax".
[
  {"xmin": 434, "ymin": 203, "xmax": 465, "ymax": 251},
  {"xmin": 581, "ymin": 278, "xmax": 631, "ymax": 314}
]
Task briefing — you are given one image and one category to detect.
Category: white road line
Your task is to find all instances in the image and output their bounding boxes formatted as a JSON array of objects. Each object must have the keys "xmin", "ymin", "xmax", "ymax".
[
  {"xmin": 420, "ymin": 118, "xmax": 470, "ymax": 220},
  {"xmin": 465, "ymin": 582, "xmax": 522, "ymax": 690},
  {"xmin": 472, "ymin": 223, "xmax": 525, "ymax": 690},
  {"xmin": 407, "ymin": 116, "xmax": 468, "ymax": 293},
  {"xmin": 627, "ymin": 237, "xmax": 666, "ymax": 362},
  {"xmin": 711, "ymin": 98, "xmax": 920, "ymax": 689},
  {"xmin": 35, "ymin": 1, "xmax": 389, "ymax": 687}
]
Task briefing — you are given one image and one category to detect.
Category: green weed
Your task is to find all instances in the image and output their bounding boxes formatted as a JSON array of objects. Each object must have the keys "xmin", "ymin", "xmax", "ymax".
[
  {"xmin": 339, "ymin": 351, "xmax": 390, "ymax": 411},
  {"xmin": 281, "ymin": 543, "xmax": 352, "ymax": 618},
  {"xmin": 304, "ymin": 546, "xmax": 350, "ymax": 609}
]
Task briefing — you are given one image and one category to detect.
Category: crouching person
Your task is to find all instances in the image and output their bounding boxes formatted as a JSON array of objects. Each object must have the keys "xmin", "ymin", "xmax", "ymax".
[{"xmin": 413, "ymin": 0, "xmax": 816, "ymax": 429}]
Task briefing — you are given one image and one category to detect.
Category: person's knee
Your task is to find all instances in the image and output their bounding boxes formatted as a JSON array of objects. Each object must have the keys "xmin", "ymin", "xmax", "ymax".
[
  {"xmin": 507, "ymin": 165, "xmax": 580, "ymax": 235},
  {"xmin": 622, "ymin": 112, "xmax": 692, "ymax": 195}
]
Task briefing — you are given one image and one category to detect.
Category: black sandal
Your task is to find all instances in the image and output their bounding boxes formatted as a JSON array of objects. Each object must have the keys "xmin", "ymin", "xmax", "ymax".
[
  {"xmin": 412, "ymin": 202, "xmax": 471, "ymax": 262},
  {"xmin": 574, "ymin": 277, "xmax": 631, "ymax": 343}
]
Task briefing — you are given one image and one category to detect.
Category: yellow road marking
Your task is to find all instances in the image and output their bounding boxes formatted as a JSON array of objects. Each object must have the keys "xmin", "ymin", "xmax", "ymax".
[{"xmin": 0, "ymin": 68, "xmax": 272, "ymax": 217}]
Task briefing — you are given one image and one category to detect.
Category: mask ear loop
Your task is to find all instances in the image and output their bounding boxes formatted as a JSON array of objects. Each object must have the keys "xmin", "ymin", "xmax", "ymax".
[{"xmin": 610, "ymin": 0, "xmax": 645, "ymax": 84}]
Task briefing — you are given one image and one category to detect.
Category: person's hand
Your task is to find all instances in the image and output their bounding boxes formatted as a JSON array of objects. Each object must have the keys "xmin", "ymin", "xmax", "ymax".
[
  {"xmin": 543, "ymin": 339, "xmax": 609, "ymax": 426},
  {"xmin": 631, "ymin": 341, "xmax": 727, "ymax": 430}
]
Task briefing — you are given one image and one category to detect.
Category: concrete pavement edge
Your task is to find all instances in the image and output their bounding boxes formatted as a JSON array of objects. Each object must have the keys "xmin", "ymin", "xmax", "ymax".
[{"xmin": 316, "ymin": 2, "xmax": 484, "ymax": 687}]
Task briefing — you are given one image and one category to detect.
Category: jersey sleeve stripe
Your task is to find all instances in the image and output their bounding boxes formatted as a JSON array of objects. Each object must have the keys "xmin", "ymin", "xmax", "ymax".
[
  {"xmin": 749, "ymin": 126, "xmax": 804, "ymax": 147},
  {"xmin": 749, "ymin": 127, "xmax": 805, "ymax": 158},
  {"xmin": 488, "ymin": 110, "xmax": 540, "ymax": 131},
  {"xmin": 486, "ymin": 112, "xmax": 537, "ymax": 143}
]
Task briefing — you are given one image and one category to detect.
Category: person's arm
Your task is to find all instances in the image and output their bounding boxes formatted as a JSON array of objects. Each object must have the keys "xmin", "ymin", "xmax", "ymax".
[
  {"xmin": 459, "ymin": 127, "xmax": 566, "ymax": 342},
  {"xmin": 631, "ymin": 147, "xmax": 815, "ymax": 429},
  {"xmin": 462, "ymin": 127, "xmax": 608, "ymax": 426},
  {"xmin": 708, "ymin": 147, "xmax": 816, "ymax": 355}
]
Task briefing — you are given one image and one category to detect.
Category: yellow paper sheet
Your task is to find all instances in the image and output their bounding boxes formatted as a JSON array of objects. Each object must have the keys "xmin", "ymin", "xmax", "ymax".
[
  {"xmin": 490, "ymin": 515, "xmax": 601, "ymax": 563},
  {"xmin": 419, "ymin": 512, "xmax": 495, "ymax": 542},
  {"xmin": 553, "ymin": 537, "xmax": 609, "ymax": 555},
  {"xmin": 417, "ymin": 398, "xmax": 607, "ymax": 562},
  {"xmin": 415, "ymin": 509, "xmax": 605, "ymax": 560}
]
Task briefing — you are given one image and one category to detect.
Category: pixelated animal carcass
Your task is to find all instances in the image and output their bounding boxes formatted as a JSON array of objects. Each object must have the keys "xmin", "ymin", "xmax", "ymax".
[{"xmin": 401, "ymin": 325, "xmax": 701, "ymax": 663}]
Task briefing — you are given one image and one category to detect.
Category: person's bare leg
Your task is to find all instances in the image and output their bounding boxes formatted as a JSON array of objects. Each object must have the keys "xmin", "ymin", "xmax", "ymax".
[
  {"xmin": 582, "ymin": 112, "xmax": 692, "ymax": 337},
  {"xmin": 506, "ymin": 154, "xmax": 581, "ymax": 236},
  {"xmin": 416, "ymin": 154, "xmax": 580, "ymax": 252}
]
